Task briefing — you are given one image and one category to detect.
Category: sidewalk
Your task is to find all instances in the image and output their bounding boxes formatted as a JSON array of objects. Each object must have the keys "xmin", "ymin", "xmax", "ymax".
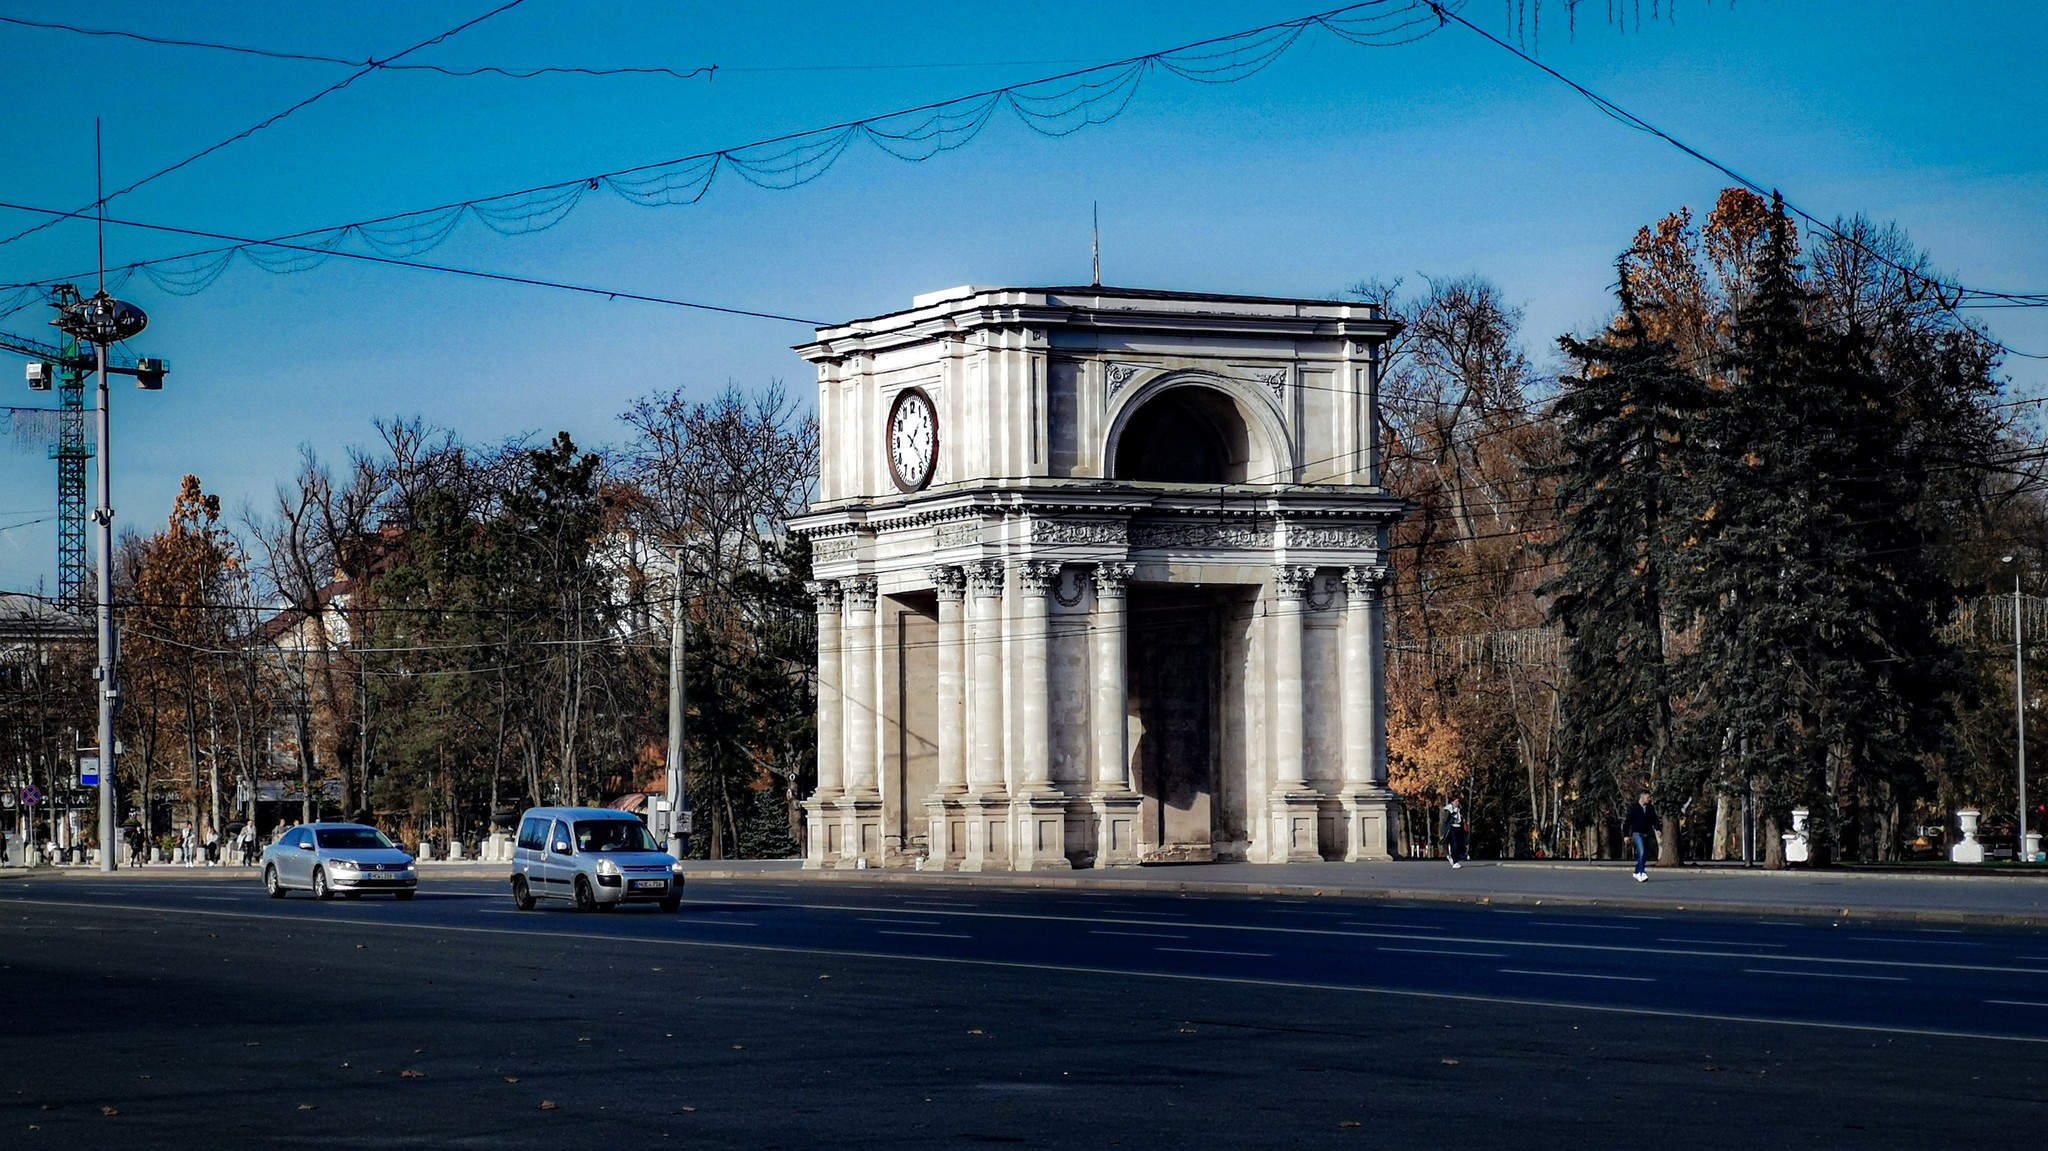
[{"xmin": 11, "ymin": 856, "xmax": 2048, "ymax": 927}]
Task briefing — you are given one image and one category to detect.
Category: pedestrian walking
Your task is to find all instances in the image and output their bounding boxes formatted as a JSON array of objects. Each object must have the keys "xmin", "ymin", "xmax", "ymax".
[
  {"xmin": 238, "ymin": 822, "xmax": 258, "ymax": 867},
  {"xmin": 1442, "ymin": 799, "xmax": 1468, "ymax": 869},
  {"xmin": 1626, "ymin": 790, "xmax": 1658, "ymax": 882}
]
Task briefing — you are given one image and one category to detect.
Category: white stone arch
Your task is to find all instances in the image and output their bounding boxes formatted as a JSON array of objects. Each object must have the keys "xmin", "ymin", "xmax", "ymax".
[{"xmin": 1102, "ymin": 372, "xmax": 1294, "ymax": 486}]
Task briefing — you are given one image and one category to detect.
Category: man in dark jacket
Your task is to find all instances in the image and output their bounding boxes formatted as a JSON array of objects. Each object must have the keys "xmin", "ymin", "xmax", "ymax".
[
  {"xmin": 1625, "ymin": 791, "xmax": 1658, "ymax": 881},
  {"xmin": 1442, "ymin": 799, "xmax": 1467, "ymax": 869}
]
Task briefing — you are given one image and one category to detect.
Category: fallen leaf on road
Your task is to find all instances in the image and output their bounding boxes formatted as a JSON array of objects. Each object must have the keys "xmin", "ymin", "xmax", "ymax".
[
  {"xmin": 538, "ymin": 1101, "xmax": 558, "ymax": 1111},
  {"xmin": 503, "ymin": 1077, "xmax": 520, "ymax": 1084},
  {"xmin": 298, "ymin": 1104, "xmax": 316, "ymax": 1111},
  {"xmin": 677, "ymin": 1106, "xmax": 698, "ymax": 1113},
  {"xmin": 243, "ymin": 1042, "xmax": 260, "ymax": 1047},
  {"xmin": 1339, "ymin": 1121, "xmax": 1362, "ymax": 1129},
  {"xmin": 100, "ymin": 1106, "xmax": 120, "ymax": 1116},
  {"xmin": 731, "ymin": 1045, "xmax": 745, "ymax": 1051},
  {"xmin": 400, "ymin": 1070, "xmax": 426, "ymax": 1080},
  {"xmin": 1440, "ymin": 1059, "xmax": 1460, "ymax": 1066},
  {"xmin": 1178, "ymin": 1028, "xmax": 1197, "ymax": 1035},
  {"xmin": 967, "ymin": 1029, "xmax": 985, "ymax": 1036},
  {"xmin": 819, "ymin": 975, "xmax": 831, "ymax": 980}
]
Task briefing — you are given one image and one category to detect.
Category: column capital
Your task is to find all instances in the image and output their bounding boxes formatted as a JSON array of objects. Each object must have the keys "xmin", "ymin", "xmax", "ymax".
[
  {"xmin": 1343, "ymin": 564, "xmax": 1390, "ymax": 596},
  {"xmin": 1272, "ymin": 564, "xmax": 1316, "ymax": 601},
  {"xmin": 842, "ymin": 575, "xmax": 878, "ymax": 613},
  {"xmin": 805, "ymin": 578, "xmax": 842, "ymax": 613},
  {"xmin": 967, "ymin": 560, "xmax": 1005, "ymax": 599},
  {"xmin": 927, "ymin": 564, "xmax": 967, "ymax": 602},
  {"xmin": 1092, "ymin": 562, "xmax": 1135, "ymax": 600},
  {"xmin": 1017, "ymin": 560, "xmax": 1061, "ymax": 598}
]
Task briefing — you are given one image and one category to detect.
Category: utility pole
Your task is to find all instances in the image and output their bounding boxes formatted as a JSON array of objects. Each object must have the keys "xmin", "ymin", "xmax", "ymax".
[{"xmin": 664, "ymin": 547, "xmax": 690, "ymax": 859}]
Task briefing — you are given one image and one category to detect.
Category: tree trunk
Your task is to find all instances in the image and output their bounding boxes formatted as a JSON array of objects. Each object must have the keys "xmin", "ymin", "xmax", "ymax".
[
  {"xmin": 1711, "ymin": 792, "xmax": 1731, "ymax": 861},
  {"xmin": 1657, "ymin": 813, "xmax": 1681, "ymax": 867},
  {"xmin": 1762, "ymin": 814, "xmax": 1787, "ymax": 869}
]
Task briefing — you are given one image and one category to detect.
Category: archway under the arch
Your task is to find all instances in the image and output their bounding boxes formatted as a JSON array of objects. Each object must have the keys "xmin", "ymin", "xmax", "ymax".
[{"xmin": 1111, "ymin": 385, "xmax": 1254, "ymax": 484}]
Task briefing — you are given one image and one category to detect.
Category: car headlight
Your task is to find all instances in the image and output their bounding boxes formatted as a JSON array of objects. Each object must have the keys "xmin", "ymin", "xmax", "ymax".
[
  {"xmin": 670, "ymin": 860, "xmax": 686, "ymax": 874},
  {"xmin": 328, "ymin": 859, "xmax": 360, "ymax": 872},
  {"xmin": 595, "ymin": 858, "xmax": 621, "ymax": 877}
]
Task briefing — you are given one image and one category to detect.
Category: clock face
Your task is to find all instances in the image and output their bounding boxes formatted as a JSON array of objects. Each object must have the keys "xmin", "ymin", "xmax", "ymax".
[{"xmin": 886, "ymin": 388, "xmax": 938, "ymax": 492}]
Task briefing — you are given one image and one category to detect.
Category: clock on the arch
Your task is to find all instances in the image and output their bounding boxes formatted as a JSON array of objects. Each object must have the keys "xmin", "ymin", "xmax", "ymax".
[{"xmin": 886, "ymin": 387, "xmax": 938, "ymax": 492}]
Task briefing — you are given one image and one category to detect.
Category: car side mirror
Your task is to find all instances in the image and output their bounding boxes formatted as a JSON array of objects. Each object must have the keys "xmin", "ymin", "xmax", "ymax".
[
  {"xmin": 552, "ymin": 841, "xmax": 571, "ymax": 855},
  {"xmin": 297, "ymin": 841, "xmax": 314, "ymax": 851}
]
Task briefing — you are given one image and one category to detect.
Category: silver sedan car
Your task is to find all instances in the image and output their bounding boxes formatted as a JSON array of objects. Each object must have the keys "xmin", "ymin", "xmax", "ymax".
[{"xmin": 261, "ymin": 823, "xmax": 418, "ymax": 901}]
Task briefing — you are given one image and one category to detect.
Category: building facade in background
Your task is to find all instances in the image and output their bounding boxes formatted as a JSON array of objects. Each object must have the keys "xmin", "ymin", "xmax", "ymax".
[{"xmin": 790, "ymin": 286, "xmax": 1408, "ymax": 869}]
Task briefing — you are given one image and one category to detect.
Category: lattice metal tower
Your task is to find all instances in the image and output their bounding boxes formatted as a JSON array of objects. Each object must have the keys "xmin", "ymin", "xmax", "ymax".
[{"xmin": 48, "ymin": 285, "xmax": 92, "ymax": 612}]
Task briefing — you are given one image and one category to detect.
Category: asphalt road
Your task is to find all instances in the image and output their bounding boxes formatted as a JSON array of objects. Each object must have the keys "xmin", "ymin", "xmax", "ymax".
[{"xmin": 4, "ymin": 872, "xmax": 2045, "ymax": 1148}]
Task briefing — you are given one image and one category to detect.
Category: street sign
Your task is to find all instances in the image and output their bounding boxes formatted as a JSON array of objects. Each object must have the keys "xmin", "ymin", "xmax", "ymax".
[
  {"xmin": 21, "ymin": 786, "xmax": 41, "ymax": 808},
  {"xmin": 676, "ymin": 809, "xmax": 693, "ymax": 835},
  {"xmin": 78, "ymin": 755, "xmax": 99, "ymax": 788}
]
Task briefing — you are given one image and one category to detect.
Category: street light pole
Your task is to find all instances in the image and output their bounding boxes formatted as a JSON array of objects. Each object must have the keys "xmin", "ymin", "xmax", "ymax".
[
  {"xmin": 91, "ymin": 338, "xmax": 116, "ymax": 873},
  {"xmin": 2005, "ymin": 555, "xmax": 2029, "ymax": 864},
  {"xmin": 665, "ymin": 546, "xmax": 689, "ymax": 859}
]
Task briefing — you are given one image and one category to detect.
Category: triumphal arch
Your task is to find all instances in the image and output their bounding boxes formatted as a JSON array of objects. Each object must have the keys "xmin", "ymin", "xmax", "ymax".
[{"xmin": 789, "ymin": 285, "xmax": 1406, "ymax": 870}]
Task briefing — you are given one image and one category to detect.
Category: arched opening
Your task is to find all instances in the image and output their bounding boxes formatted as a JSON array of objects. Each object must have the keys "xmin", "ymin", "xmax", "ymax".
[{"xmin": 1111, "ymin": 385, "xmax": 1252, "ymax": 483}]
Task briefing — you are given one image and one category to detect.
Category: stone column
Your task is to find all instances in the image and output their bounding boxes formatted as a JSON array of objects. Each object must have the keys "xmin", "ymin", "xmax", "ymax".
[
  {"xmin": 803, "ymin": 580, "xmax": 844, "ymax": 868},
  {"xmin": 1011, "ymin": 560, "xmax": 1070, "ymax": 870},
  {"xmin": 962, "ymin": 561, "xmax": 1010, "ymax": 870},
  {"xmin": 1266, "ymin": 565, "xmax": 1323, "ymax": 862},
  {"xmin": 924, "ymin": 565, "xmax": 968, "ymax": 869},
  {"xmin": 1088, "ymin": 562, "xmax": 1142, "ymax": 867},
  {"xmin": 1339, "ymin": 564, "xmax": 1397, "ymax": 860},
  {"xmin": 836, "ymin": 576, "xmax": 883, "ymax": 866}
]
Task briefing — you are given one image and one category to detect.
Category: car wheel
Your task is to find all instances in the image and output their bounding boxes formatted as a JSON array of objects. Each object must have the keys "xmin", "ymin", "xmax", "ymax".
[
  {"xmin": 511, "ymin": 877, "xmax": 535, "ymax": 911},
  {"xmin": 573, "ymin": 876, "xmax": 597, "ymax": 913},
  {"xmin": 659, "ymin": 895, "xmax": 682, "ymax": 913},
  {"xmin": 264, "ymin": 866, "xmax": 285, "ymax": 899},
  {"xmin": 394, "ymin": 890, "xmax": 416, "ymax": 902},
  {"xmin": 312, "ymin": 868, "xmax": 334, "ymax": 901}
]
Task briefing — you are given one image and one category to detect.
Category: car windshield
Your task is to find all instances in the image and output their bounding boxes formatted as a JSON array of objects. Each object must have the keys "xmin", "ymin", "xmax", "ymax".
[
  {"xmin": 573, "ymin": 820, "xmax": 659, "ymax": 853},
  {"xmin": 315, "ymin": 827, "xmax": 394, "ymax": 850}
]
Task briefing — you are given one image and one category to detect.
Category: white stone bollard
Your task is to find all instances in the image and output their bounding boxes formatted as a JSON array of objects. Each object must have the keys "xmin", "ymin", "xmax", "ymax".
[
  {"xmin": 1782, "ymin": 807, "xmax": 1811, "ymax": 864},
  {"xmin": 416, "ymin": 842, "xmax": 434, "ymax": 863},
  {"xmin": 449, "ymin": 841, "xmax": 465, "ymax": 862}
]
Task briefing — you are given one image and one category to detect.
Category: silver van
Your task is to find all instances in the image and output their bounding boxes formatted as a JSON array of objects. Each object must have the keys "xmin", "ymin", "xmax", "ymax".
[{"xmin": 510, "ymin": 806, "xmax": 684, "ymax": 912}]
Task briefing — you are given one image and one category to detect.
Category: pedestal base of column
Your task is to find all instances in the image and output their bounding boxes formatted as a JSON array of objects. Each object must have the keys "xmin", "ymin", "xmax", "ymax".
[
  {"xmin": 802, "ymin": 796, "xmax": 841, "ymax": 870},
  {"xmin": 958, "ymin": 793, "xmax": 1012, "ymax": 872},
  {"xmin": 1338, "ymin": 788, "xmax": 1400, "ymax": 861},
  {"xmin": 1010, "ymin": 791, "xmax": 1073, "ymax": 871},
  {"xmin": 833, "ymin": 795, "xmax": 884, "ymax": 869},
  {"xmin": 922, "ymin": 794, "xmax": 968, "ymax": 871},
  {"xmin": 1263, "ymin": 790, "xmax": 1327, "ymax": 863},
  {"xmin": 1088, "ymin": 790, "xmax": 1145, "ymax": 868}
]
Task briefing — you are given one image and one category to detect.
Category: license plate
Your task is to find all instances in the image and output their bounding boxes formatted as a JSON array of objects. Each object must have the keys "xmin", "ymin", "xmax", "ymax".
[
  {"xmin": 368, "ymin": 873, "xmax": 396, "ymax": 881},
  {"xmin": 631, "ymin": 880, "xmax": 665, "ymax": 891}
]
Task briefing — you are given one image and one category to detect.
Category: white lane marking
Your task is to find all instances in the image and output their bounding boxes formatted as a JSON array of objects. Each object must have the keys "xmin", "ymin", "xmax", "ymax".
[
  {"xmin": 10, "ymin": 895, "xmax": 2047, "ymax": 1045},
  {"xmin": 1500, "ymin": 968, "xmax": 1654, "ymax": 983},
  {"xmin": 1532, "ymin": 921, "xmax": 1638, "ymax": 931},
  {"xmin": 191, "ymin": 896, "xmax": 241, "ymax": 902},
  {"xmin": 1758, "ymin": 921, "xmax": 1809, "ymax": 928},
  {"xmin": 1987, "ymin": 999, "xmax": 2048, "ymax": 1008},
  {"xmin": 859, "ymin": 917, "xmax": 942, "ymax": 926},
  {"xmin": 2018, "ymin": 957, "xmax": 2048, "ymax": 963},
  {"xmin": 1745, "ymin": 969, "xmax": 1908, "ymax": 982},
  {"xmin": 1343, "ymin": 921, "xmax": 1443, "ymax": 931},
  {"xmin": 1158, "ymin": 947, "xmax": 1273, "ymax": 958},
  {"xmin": 1617, "ymin": 915, "xmax": 1667, "ymax": 922},
  {"xmin": 1490, "ymin": 909, "xmax": 1536, "ymax": 915},
  {"xmin": 1851, "ymin": 936, "xmax": 1984, "ymax": 947},
  {"xmin": 1089, "ymin": 930, "xmax": 1188, "ymax": 940},
  {"xmin": 1660, "ymin": 938, "xmax": 1787, "ymax": 948},
  {"xmin": 1378, "ymin": 946, "xmax": 1504, "ymax": 959},
  {"xmin": 876, "ymin": 930, "xmax": 971, "ymax": 940}
]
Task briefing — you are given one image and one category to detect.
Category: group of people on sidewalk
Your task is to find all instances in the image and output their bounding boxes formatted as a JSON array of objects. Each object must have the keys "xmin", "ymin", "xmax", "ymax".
[{"xmin": 1440, "ymin": 790, "xmax": 1661, "ymax": 881}]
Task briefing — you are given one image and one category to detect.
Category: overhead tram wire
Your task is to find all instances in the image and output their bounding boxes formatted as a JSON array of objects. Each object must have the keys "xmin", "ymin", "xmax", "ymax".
[
  {"xmin": 0, "ymin": 0, "xmax": 1452, "ymax": 300},
  {"xmin": 0, "ymin": 200, "xmax": 828, "ymax": 326},
  {"xmin": 1421, "ymin": 2, "xmax": 2048, "ymax": 358},
  {"xmin": 0, "ymin": 0, "xmax": 535, "ymax": 253},
  {"xmin": 0, "ymin": 13, "xmax": 717, "ymax": 80}
]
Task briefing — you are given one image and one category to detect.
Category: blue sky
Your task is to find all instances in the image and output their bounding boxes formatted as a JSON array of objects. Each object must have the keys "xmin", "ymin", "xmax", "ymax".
[{"xmin": 0, "ymin": 0, "xmax": 2043, "ymax": 592}]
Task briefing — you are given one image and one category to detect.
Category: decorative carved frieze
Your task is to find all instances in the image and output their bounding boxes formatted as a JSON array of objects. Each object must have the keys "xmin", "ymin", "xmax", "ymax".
[
  {"xmin": 1249, "ymin": 367, "xmax": 1287, "ymax": 402},
  {"xmin": 1284, "ymin": 522, "xmax": 1380, "ymax": 550},
  {"xmin": 1052, "ymin": 567, "xmax": 1087, "ymax": 607},
  {"xmin": 1307, "ymin": 570, "xmax": 1339, "ymax": 612},
  {"xmin": 1272, "ymin": 564, "xmax": 1316, "ymax": 601},
  {"xmin": 1017, "ymin": 560, "xmax": 1062, "ymax": 597},
  {"xmin": 1092, "ymin": 562, "xmax": 1136, "ymax": 600},
  {"xmin": 1030, "ymin": 518, "xmax": 1128, "ymax": 546},
  {"xmin": 812, "ymin": 536, "xmax": 859, "ymax": 563},
  {"xmin": 1104, "ymin": 361, "xmax": 1148, "ymax": 404},
  {"xmin": 935, "ymin": 522, "xmax": 983, "ymax": 548},
  {"xmin": 1130, "ymin": 519, "xmax": 1274, "ymax": 550},
  {"xmin": 927, "ymin": 565, "xmax": 966, "ymax": 601},
  {"xmin": 967, "ymin": 560, "xmax": 1006, "ymax": 599},
  {"xmin": 805, "ymin": 579, "xmax": 842, "ymax": 613},
  {"xmin": 842, "ymin": 576, "xmax": 878, "ymax": 612}
]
